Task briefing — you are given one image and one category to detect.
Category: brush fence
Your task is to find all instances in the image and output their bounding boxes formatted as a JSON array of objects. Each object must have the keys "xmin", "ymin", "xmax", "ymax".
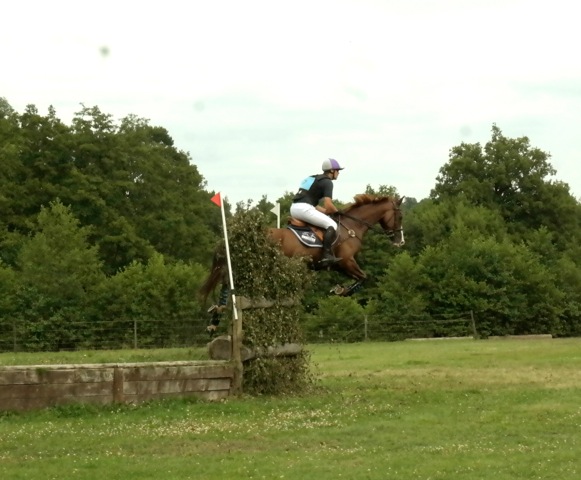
[{"xmin": 211, "ymin": 295, "xmax": 303, "ymax": 394}]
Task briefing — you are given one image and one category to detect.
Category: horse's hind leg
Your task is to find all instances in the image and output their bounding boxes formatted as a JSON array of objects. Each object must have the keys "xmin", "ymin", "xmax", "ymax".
[{"xmin": 207, "ymin": 282, "xmax": 229, "ymax": 336}]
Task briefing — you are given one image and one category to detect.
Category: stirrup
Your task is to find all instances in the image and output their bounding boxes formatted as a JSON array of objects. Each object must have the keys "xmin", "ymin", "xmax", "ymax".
[
  {"xmin": 318, "ymin": 255, "xmax": 342, "ymax": 267},
  {"xmin": 207, "ymin": 305, "xmax": 226, "ymax": 314}
]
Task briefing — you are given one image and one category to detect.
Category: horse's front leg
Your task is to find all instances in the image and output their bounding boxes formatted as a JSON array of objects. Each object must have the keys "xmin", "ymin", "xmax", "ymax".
[
  {"xmin": 330, "ymin": 259, "xmax": 366, "ymax": 296},
  {"xmin": 330, "ymin": 278, "xmax": 366, "ymax": 296}
]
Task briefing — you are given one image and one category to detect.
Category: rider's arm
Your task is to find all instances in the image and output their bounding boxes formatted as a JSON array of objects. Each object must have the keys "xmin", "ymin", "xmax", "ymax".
[{"xmin": 320, "ymin": 196, "xmax": 339, "ymax": 215}]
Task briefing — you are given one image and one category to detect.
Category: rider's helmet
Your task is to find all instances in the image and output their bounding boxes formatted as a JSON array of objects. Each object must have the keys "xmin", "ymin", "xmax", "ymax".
[{"xmin": 322, "ymin": 158, "xmax": 345, "ymax": 172}]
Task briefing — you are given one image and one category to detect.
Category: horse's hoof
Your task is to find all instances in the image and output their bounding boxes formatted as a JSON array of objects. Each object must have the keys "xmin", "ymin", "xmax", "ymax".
[
  {"xmin": 206, "ymin": 325, "xmax": 218, "ymax": 337},
  {"xmin": 330, "ymin": 285, "xmax": 345, "ymax": 295},
  {"xmin": 207, "ymin": 305, "xmax": 227, "ymax": 314}
]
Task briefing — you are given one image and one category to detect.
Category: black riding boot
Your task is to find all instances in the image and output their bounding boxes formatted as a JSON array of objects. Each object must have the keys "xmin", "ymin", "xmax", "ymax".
[{"xmin": 319, "ymin": 227, "xmax": 342, "ymax": 267}]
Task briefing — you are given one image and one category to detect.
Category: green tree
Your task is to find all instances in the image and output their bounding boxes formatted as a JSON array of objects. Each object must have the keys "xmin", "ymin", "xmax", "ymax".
[
  {"xmin": 0, "ymin": 101, "xmax": 221, "ymax": 274},
  {"xmin": 276, "ymin": 191, "xmax": 295, "ymax": 222},
  {"xmin": 13, "ymin": 200, "xmax": 104, "ymax": 350},
  {"xmin": 366, "ymin": 251, "xmax": 430, "ymax": 339},
  {"xmin": 89, "ymin": 254, "xmax": 208, "ymax": 349},
  {"xmin": 0, "ymin": 103, "xmax": 74, "ymax": 247},
  {"xmin": 552, "ymin": 254, "xmax": 581, "ymax": 336},
  {"xmin": 303, "ymin": 296, "xmax": 366, "ymax": 342},
  {"xmin": 432, "ymin": 124, "xmax": 581, "ymax": 249},
  {"xmin": 114, "ymin": 113, "xmax": 220, "ymax": 267},
  {"xmin": 417, "ymin": 227, "xmax": 563, "ymax": 337},
  {"xmin": 403, "ymin": 198, "xmax": 508, "ymax": 256},
  {"xmin": 0, "ymin": 261, "xmax": 18, "ymax": 351}
]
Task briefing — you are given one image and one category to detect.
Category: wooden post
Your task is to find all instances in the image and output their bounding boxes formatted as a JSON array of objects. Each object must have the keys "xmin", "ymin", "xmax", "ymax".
[
  {"xmin": 470, "ymin": 310, "xmax": 478, "ymax": 338},
  {"xmin": 230, "ymin": 305, "xmax": 243, "ymax": 395},
  {"xmin": 364, "ymin": 315, "xmax": 368, "ymax": 342},
  {"xmin": 133, "ymin": 319, "xmax": 138, "ymax": 349},
  {"xmin": 112, "ymin": 366, "xmax": 125, "ymax": 403}
]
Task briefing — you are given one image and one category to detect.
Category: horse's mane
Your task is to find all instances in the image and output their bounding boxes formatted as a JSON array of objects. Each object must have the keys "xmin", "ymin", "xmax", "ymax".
[{"xmin": 343, "ymin": 194, "xmax": 395, "ymax": 213}]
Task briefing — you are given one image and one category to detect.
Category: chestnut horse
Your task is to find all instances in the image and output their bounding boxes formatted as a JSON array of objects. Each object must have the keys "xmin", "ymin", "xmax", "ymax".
[{"xmin": 200, "ymin": 194, "xmax": 405, "ymax": 303}]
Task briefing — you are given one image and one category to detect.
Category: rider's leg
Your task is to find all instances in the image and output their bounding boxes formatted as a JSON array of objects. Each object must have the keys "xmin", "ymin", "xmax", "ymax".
[
  {"xmin": 290, "ymin": 203, "xmax": 337, "ymax": 229},
  {"xmin": 319, "ymin": 226, "xmax": 342, "ymax": 266},
  {"xmin": 290, "ymin": 203, "xmax": 340, "ymax": 266}
]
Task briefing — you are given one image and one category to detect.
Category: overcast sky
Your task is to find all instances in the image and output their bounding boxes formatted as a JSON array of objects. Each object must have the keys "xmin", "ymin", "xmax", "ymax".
[{"xmin": 3, "ymin": 0, "xmax": 581, "ymax": 206}]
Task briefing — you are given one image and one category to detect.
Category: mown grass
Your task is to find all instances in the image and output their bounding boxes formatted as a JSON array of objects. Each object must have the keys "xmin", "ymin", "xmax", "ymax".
[
  {"xmin": 0, "ymin": 346, "xmax": 209, "ymax": 366},
  {"xmin": 1, "ymin": 338, "xmax": 581, "ymax": 479}
]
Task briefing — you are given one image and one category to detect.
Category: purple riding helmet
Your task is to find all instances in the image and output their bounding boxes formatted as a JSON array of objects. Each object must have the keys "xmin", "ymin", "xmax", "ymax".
[{"xmin": 321, "ymin": 158, "xmax": 345, "ymax": 171}]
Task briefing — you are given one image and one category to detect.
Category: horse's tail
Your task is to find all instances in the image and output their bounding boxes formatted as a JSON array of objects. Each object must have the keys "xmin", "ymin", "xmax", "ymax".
[{"xmin": 199, "ymin": 242, "xmax": 228, "ymax": 305}]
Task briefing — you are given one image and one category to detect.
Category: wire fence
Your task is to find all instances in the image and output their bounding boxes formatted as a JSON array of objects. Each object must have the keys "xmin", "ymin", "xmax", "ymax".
[
  {"xmin": 0, "ymin": 317, "xmax": 212, "ymax": 353},
  {"xmin": 303, "ymin": 312, "xmax": 477, "ymax": 344},
  {"xmin": 0, "ymin": 312, "xmax": 477, "ymax": 353}
]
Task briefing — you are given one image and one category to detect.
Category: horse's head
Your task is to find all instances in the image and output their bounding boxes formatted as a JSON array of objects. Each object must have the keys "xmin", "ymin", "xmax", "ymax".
[
  {"xmin": 341, "ymin": 194, "xmax": 405, "ymax": 248},
  {"xmin": 379, "ymin": 196, "xmax": 405, "ymax": 247}
]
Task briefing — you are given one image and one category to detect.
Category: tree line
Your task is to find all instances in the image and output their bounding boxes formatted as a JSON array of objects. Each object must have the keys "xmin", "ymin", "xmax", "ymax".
[{"xmin": 1, "ymin": 98, "xmax": 581, "ymax": 350}]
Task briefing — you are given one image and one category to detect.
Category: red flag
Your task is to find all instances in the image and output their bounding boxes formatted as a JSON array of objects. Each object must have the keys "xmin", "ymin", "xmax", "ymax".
[{"xmin": 210, "ymin": 192, "xmax": 221, "ymax": 207}]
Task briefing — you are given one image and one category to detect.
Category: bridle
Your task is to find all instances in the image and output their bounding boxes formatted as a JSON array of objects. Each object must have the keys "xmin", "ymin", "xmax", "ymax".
[{"xmin": 334, "ymin": 201, "xmax": 402, "ymax": 240}]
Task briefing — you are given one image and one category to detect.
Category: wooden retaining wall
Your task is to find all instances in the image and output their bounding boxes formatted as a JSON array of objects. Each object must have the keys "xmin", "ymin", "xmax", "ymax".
[{"xmin": 0, "ymin": 360, "xmax": 234, "ymax": 412}]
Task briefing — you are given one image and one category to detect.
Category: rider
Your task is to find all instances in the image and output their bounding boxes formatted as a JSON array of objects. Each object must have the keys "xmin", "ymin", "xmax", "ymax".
[{"xmin": 290, "ymin": 158, "xmax": 344, "ymax": 267}]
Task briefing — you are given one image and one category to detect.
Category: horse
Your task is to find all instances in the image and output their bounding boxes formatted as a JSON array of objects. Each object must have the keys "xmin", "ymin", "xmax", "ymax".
[{"xmin": 200, "ymin": 194, "xmax": 405, "ymax": 307}]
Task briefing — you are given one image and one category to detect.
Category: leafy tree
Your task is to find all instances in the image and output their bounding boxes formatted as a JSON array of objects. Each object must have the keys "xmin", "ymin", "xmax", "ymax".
[
  {"xmin": 303, "ymin": 296, "xmax": 366, "ymax": 342},
  {"xmin": 13, "ymin": 200, "xmax": 104, "ymax": 350},
  {"xmin": 0, "ymin": 261, "xmax": 18, "ymax": 351},
  {"xmin": 432, "ymin": 124, "xmax": 581, "ymax": 249},
  {"xmin": 417, "ymin": 227, "xmax": 563, "ymax": 337},
  {"xmin": 551, "ymin": 254, "xmax": 581, "ymax": 336},
  {"xmin": 276, "ymin": 191, "xmax": 295, "ymax": 222},
  {"xmin": 403, "ymin": 198, "xmax": 508, "ymax": 256},
  {"xmin": 0, "ymin": 101, "xmax": 221, "ymax": 274},
  {"xmin": 366, "ymin": 251, "xmax": 430, "ymax": 338},
  {"xmin": 0, "ymin": 103, "xmax": 73, "ymax": 241},
  {"xmin": 89, "ymin": 254, "xmax": 208, "ymax": 349},
  {"xmin": 364, "ymin": 184, "xmax": 397, "ymax": 197}
]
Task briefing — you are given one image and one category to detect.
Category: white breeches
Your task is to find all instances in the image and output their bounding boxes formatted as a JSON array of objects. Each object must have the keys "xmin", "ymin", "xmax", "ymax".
[{"xmin": 290, "ymin": 203, "xmax": 337, "ymax": 230}]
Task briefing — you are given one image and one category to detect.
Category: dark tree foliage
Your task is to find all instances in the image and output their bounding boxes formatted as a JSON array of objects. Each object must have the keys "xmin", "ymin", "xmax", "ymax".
[
  {"xmin": 0, "ymin": 100, "xmax": 221, "ymax": 273},
  {"xmin": 3, "ymin": 98, "xmax": 581, "ymax": 348},
  {"xmin": 403, "ymin": 197, "xmax": 508, "ymax": 257},
  {"xmin": 370, "ymin": 126, "xmax": 581, "ymax": 337},
  {"xmin": 0, "ymin": 201, "xmax": 211, "ymax": 352},
  {"xmin": 431, "ymin": 124, "xmax": 581, "ymax": 250},
  {"xmin": 9, "ymin": 200, "xmax": 105, "ymax": 351}
]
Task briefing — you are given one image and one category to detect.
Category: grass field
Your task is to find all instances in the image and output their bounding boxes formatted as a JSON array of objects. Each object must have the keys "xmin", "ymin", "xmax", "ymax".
[{"xmin": 1, "ymin": 338, "xmax": 581, "ymax": 479}]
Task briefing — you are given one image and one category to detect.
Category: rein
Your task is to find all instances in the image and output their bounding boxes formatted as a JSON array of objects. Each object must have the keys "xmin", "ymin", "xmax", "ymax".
[{"xmin": 335, "ymin": 210, "xmax": 401, "ymax": 239}]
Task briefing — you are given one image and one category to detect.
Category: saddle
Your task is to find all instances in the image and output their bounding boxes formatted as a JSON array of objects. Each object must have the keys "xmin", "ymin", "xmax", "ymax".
[{"xmin": 286, "ymin": 218, "xmax": 325, "ymax": 247}]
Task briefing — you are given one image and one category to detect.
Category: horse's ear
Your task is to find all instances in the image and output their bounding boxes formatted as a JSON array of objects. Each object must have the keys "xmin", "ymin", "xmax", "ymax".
[{"xmin": 397, "ymin": 196, "xmax": 405, "ymax": 206}]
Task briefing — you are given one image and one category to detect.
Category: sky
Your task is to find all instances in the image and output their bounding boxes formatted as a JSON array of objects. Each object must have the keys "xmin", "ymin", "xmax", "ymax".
[{"xmin": 3, "ymin": 0, "xmax": 581, "ymax": 206}]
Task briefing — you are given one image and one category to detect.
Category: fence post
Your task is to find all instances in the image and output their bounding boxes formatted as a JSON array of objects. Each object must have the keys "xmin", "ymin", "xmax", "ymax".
[
  {"xmin": 470, "ymin": 310, "xmax": 478, "ymax": 338},
  {"xmin": 364, "ymin": 315, "xmax": 368, "ymax": 342},
  {"xmin": 133, "ymin": 319, "xmax": 138, "ymax": 349},
  {"xmin": 231, "ymin": 305, "xmax": 243, "ymax": 395}
]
